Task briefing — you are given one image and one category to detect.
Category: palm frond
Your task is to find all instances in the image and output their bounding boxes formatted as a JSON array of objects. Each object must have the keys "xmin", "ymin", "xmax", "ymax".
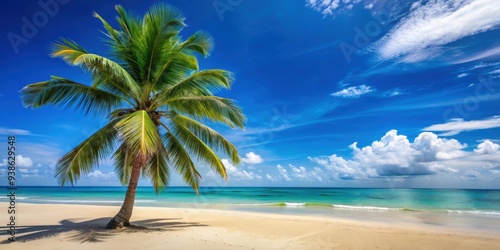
[
  {"xmin": 180, "ymin": 31, "xmax": 214, "ymax": 57},
  {"xmin": 112, "ymin": 143, "xmax": 134, "ymax": 185},
  {"xmin": 151, "ymin": 48, "xmax": 199, "ymax": 90},
  {"xmin": 20, "ymin": 76, "xmax": 125, "ymax": 116},
  {"xmin": 142, "ymin": 3, "xmax": 185, "ymax": 83},
  {"xmin": 115, "ymin": 5, "xmax": 141, "ymax": 39},
  {"xmin": 153, "ymin": 70, "xmax": 234, "ymax": 104},
  {"xmin": 165, "ymin": 96, "xmax": 245, "ymax": 128},
  {"xmin": 171, "ymin": 120, "xmax": 228, "ymax": 181},
  {"xmin": 108, "ymin": 108, "xmax": 136, "ymax": 120},
  {"xmin": 115, "ymin": 110, "xmax": 162, "ymax": 156},
  {"xmin": 173, "ymin": 113, "xmax": 240, "ymax": 164},
  {"xmin": 144, "ymin": 144, "xmax": 170, "ymax": 193},
  {"xmin": 23, "ymin": 3, "xmax": 246, "ymax": 194},
  {"xmin": 52, "ymin": 38, "xmax": 141, "ymax": 101},
  {"xmin": 93, "ymin": 12, "xmax": 122, "ymax": 46},
  {"xmin": 55, "ymin": 120, "xmax": 118, "ymax": 185},
  {"xmin": 163, "ymin": 132, "xmax": 201, "ymax": 192}
]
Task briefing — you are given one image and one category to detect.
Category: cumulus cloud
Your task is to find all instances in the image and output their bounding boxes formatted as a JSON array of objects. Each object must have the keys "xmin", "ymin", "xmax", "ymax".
[
  {"xmin": 309, "ymin": 130, "xmax": 500, "ymax": 180},
  {"xmin": 375, "ymin": 0, "xmax": 500, "ymax": 61},
  {"xmin": 423, "ymin": 116, "xmax": 500, "ymax": 136},
  {"xmin": 86, "ymin": 170, "xmax": 115, "ymax": 180},
  {"xmin": 17, "ymin": 155, "xmax": 34, "ymax": 167},
  {"xmin": 0, "ymin": 155, "xmax": 33, "ymax": 168},
  {"xmin": 474, "ymin": 140, "xmax": 500, "ymax": 154},
  {"xmin": 331, "ymin": 84, "xmax": 375, "ymax": 98},
  {"xmin": 277, "ymin": 164, "xmax": 291, "ymax": 181},
  {"xmin": 308, "ymin": 154, "xmax": 368, "ymax": 180},
  {"xmin": 289, "ymin": 164, "xmax": 324, "ymax": 182},
  {"xmin": 241, "ymin": 152, "xmax": 264, "ymax": 164},
  {"xmin": 222, "ymin": 159, "xmax": 262, "ymax": 181}
]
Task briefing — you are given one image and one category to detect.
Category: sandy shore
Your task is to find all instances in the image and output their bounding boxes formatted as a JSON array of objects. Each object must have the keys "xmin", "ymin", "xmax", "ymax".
[{"xmin": 1, "ymin": 203, "xmax": 499, "ymax": 249}]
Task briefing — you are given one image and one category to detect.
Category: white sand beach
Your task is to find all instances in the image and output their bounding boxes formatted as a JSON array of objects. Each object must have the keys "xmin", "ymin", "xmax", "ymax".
[{"xmin": 1, "ymin": 202, "xmax": 499, "ymax": 249}]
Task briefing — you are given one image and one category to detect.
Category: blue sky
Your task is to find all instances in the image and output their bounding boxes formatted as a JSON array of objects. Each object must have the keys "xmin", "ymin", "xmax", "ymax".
[{"xmin": 1, "ymin": 0, "xmax": 499, "ymax": 188}]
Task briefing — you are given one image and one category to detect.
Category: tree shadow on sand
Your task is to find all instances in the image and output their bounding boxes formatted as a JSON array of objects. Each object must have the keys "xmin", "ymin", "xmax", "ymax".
[{"xmin": 0, "ymin": 217, "xmax": 207, "ymax": 244}]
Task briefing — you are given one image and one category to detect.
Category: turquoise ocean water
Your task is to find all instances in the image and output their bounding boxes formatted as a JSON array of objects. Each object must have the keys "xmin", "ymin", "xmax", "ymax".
[{"xmin": 3, "ymin": 186, "xmax": 500, "ymax": 231}]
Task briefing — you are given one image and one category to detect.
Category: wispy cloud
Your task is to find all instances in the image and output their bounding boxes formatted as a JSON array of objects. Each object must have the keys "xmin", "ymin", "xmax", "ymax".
[
  {"xmin": 375, "ymin": 0, "xmax": 500, "ymax": 61},
  {"xmin": 381, "ymin": 88, "xmax": 403, "ymax": 97},
  {"xmin": 423, "ymin": 116, "xmax": 500, "ymax": 136},
  {"xmin": 306, "ymin": 0, "xmax": 343, "ymax": 15},
  {"xmin": 86, "ymin": 170, "xmax": 115, "ymax": 180},
  {"xmin": 331, "ymin": 84, "xmax": 403, "ymax": 98},
  {"xmin": 331, "ymin": 84, "xmax": 374, "ymax": 98},
  {"xmin": 452, "ymin": 45, "xmax": 500, "ymax": 64},
  {"xmin": 0, "ymin": 127, "xmax": 31, "ymax": 135}
]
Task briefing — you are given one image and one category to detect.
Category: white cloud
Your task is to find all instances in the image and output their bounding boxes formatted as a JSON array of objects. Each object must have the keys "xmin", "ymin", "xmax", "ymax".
[
  {"xmin": 17, "ymin": 155, "xmax": 34, "ymax": 167},
  {"xmin": 0, "ymin": 127, "xmax": 31, "ymax": 135},
  {"xmin": 331, "ymin": 85, "xmax": 403, "ymax": 98},
  {"xmin": 477, "ymin": 138, "xmax": 500, "ymax": 144},
  {"xmin": 306, "ymin": 0, "xmax": 363, "ymax": 15},
  {"xmin": 381, "ymin": 88, "xmax": 403, "ymax": 97},
  {"xmin": 289, "ymin": 164, "xmax": 324, "ymax": 182},
  {"xmin": 331, "ymin": 84, "xmax": 374, "ymax": 98},
  {"xmin": 309, "ymin": 130, "xmax": 500, "ymax": 179},
  {"xmin": 376, "ymin": 0, "xmax": 500, "ymax": 61},
  {"xmin": 423, "ymin": 116, "xmax": 500, "ymax": 136},
  {"xmin": 222, "ymin": 159, "xmax": 262, "ymax": 181},
  {"xmin": 19, "ymin": 168, "xmax": 39, "ymax": 178},
  {"xmin": 241, "ymin": 152, "xmax": 264, "ymax": 164},
  {"xmin": 277, "ymin": 164, "xmax": 291, "ymax": 181},
  {"xmin": 453, "ymin": 45, "xmax": 500, "ymax": 64},
  {"xmin": 86, "ymin": 170, "xmax": 115, "ymax": 180},
  {"xmin": 21, "ymin": 143, "xmax": 64, "ymax": 168},
  {"xmin": 0, "ymin": 155, "xmax": 33, "ymax": 168},
  {"xmin": 265, "ymin": 174, "xmax": 275, "ymax": 181},
  {"xmin": 474, "ymin": 140, "xmax": 500, "ymax": 154},
  {"xmin": 490, "ymin": 69, "xmax": 500, "ymax": 75}
]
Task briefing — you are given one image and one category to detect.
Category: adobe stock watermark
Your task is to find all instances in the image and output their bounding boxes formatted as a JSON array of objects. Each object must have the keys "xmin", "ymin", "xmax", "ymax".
[
  {"xmin": 240, "ymin": 105, "xmax": 293, "ymax": 156},
  {"xmin": 213, "ymin": 0, "xmax": 243, "ymax": 21},
  {"xmin": 257, "ymin": 105, "xmax": 292, "ymax": 143},
  {"xmin": 7, "ymin": 0, "xmax": 71, "ymax": 54},
  {"xmin": 181, "ymin": 179, "xmax": 225, "ymax": 221},
  {"xmin": 443, "ymin": 75, "xmax": 500, "ymax": 121}
]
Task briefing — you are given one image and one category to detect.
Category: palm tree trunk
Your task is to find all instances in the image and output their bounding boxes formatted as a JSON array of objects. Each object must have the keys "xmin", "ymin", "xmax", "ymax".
[{"xmin": 106, "ymin": 154, "xmax": 144, "ymax": 229}]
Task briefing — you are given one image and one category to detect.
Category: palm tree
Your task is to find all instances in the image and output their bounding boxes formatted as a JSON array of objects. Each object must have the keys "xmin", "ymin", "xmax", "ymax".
[{"xmin": 20, "ymin": 4, "xmax": 245, "ymax": 229}]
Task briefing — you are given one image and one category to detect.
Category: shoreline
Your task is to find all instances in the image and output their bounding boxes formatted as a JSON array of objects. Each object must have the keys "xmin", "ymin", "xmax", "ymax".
[{"xmin": 1, "ymin": 202, "xmax": 499, "ymax": 249}]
